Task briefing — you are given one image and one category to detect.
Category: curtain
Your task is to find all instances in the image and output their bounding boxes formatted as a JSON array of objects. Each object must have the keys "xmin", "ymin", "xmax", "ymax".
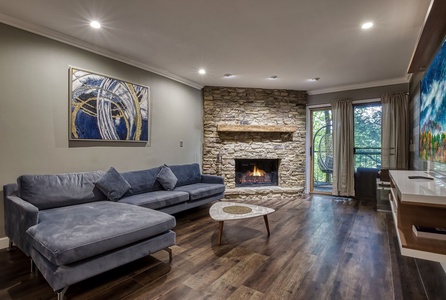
[
  {"xmin": 381, "ymin": 93, "xmax": 409, "ymax": 169},
  {"xmin": 331, "ymin": 98, "xmax": 355, "ymax": 197}
]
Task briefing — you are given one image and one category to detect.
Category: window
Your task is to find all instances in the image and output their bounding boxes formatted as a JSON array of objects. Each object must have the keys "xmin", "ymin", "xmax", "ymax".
[{"xmin": 353, "ymin": 103, "xmax": 382, "ymax": 170}]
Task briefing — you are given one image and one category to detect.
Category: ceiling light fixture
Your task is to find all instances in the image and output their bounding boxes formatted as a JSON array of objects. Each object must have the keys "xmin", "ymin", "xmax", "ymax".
[
  {"xmin": 224, "ymin": 73, "xmax": 233, "ymax": 78},
  {"xmin": 198, "ymin": 69, "xmax": 206, "ymax": 75},
  {"xmin": 270, "ymin": 75, "xmax": 278, "ymax": 80},
  {"xmin": 90, "ymin": 21, "xmax": 101, "ymax": 29},
  {"xmin": 361, "ymin": 22, "xmax": 373, "ymax": 30},
  {"xmin": 310, "ymin": 77, "xmax": 320, "ymax": 81}
]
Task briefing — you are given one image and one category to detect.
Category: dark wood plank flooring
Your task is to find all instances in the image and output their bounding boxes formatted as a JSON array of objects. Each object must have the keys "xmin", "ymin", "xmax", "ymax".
[{"xmin": 1, "ymin": 195, "xmax": 446, "ymax": 299}]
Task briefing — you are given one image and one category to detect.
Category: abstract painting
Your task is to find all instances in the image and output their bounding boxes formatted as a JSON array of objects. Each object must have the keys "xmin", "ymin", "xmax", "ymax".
[
  {"xmin": 70, "ymin": 67, "xmax": 149, "ymax": 142},
  {"xmin": 419, "ymin": 39, "xmax": 446, "ymax": 162}
]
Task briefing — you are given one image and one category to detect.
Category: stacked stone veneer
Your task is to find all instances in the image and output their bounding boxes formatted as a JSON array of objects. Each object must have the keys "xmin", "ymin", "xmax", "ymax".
[{"xmin": 202, "ymin": 86, "xmax": 307, "ymax": 199}]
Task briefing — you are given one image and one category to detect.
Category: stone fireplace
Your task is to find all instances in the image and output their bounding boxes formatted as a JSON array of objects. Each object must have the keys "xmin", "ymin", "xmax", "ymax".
[{"xmin": 202, "ymin": 86, "xmax": 307, "ymax": 200}]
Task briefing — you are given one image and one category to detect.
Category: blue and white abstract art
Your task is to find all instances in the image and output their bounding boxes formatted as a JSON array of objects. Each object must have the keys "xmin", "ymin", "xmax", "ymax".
[
  {"xmin": 70, "ymin": 67, "xmax": 149, "ymax": 142},
  {"xmin": 419, "ymin": 39, "xmax": 446, "ymax": 162}
]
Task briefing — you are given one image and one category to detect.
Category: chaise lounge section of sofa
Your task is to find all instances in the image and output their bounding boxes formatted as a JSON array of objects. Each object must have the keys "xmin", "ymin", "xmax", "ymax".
[{"xmin": 3, "ymin": 163, "xmax": 224, "ymax": 299}]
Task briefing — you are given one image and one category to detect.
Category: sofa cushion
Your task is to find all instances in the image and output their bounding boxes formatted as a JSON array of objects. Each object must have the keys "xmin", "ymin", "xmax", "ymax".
[
  {"xmin": 121, "ymin": 167, "xmax": 163, "ymax": 196},
  {"xmin": 169, "ymin": 163, "xmax": 202, "ymax": 187},
  {"xmin": 119, "ymin": 190, "xmax": 189, "ymax": 210},
  {"xmin": 26, "ymin": 201, "xmax": 175, "ymax": 266},
  {"xmin": 157, "ymin": 165, "xmax": 178, "ymax": 191},
  {"xmin": 95, "ymin": 167, "xmax": 131, "ymax": 201},
  {"xmin": 17, "ymin": 171, "xmax": 106, "ymax": 209},
  {"xmin": 175, "ymin": 183, "xmax": 225, "ymax": 201}
]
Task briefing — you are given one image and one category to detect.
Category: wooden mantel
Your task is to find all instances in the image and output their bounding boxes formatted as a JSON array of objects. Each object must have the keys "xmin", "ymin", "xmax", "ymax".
[{"xmin": 217, "ymin": 124, "xmax": 297, "ymax": 133}]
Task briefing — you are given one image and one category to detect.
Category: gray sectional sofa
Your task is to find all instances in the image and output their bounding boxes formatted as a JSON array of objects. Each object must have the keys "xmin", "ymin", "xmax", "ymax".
[{"xmin": 3, "ymin": 163, "xmax": 224, "ymax": 299}]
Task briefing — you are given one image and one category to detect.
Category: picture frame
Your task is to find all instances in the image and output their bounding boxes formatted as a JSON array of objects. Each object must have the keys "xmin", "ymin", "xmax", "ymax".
[{"xmin": 69, "ymin": 67, "xmax": 150, "ymax": 142}]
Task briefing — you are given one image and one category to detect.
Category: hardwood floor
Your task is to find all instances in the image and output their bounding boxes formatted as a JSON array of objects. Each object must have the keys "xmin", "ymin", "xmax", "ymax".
[{"xmin": 1, "ymin": 195, "xmax": 446, "ymax": 299}]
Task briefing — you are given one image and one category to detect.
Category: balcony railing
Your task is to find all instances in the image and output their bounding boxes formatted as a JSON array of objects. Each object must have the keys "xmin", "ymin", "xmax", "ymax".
[
  {"xmin": 354, "ymin": 147, "xmax": 382, "ymax": 170},
  {"xmin": 313, "ymin": 147, "xmax": 388, "ymax": 191}
]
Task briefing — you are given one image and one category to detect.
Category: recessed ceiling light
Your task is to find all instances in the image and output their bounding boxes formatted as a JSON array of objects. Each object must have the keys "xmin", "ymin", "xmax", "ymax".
[
  {"xmin": 270, "ymin": 75, "xmax": 278, "ymax": 80},
  {"xmin": 361, "ymin": 22, "xmax": 373, "ymax": 30},
  {"xmin": 90, "ymin": 21, "xmax": 101, "ymax": 29},
  {"xmin": 198, "ymin": 69, "xmax": 206, "ymax": 75},
  {"xmin": 224, "ymin": 73, "xmax": 233, "ymax": 78},
  {"xmin": 310, "ymin": 77, "xmax": 320, "ymax": 82}
]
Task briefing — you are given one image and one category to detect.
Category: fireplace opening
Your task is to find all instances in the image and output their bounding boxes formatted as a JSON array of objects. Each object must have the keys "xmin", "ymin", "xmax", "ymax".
[{"xmin": 235, "ymin": 159, "xmax": 279, "ymax": 187}]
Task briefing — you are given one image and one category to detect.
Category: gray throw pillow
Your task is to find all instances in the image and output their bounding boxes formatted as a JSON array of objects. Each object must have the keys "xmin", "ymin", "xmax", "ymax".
[
  {"xmin": 95, "ymin": 167, "xmax": 131, "ymax": 201},
  {"xmin": 157, "ymin": 165, "xmax": 178, "ymax": 191}
]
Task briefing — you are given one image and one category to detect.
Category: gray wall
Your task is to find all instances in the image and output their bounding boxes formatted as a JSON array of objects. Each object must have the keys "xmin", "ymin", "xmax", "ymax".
[
  {"xmin": 307, "ymin": 83, "xmax": 409, "ymax": 105},
  {"xmin": 0, "ymin": 24, "xmax": 203, "ymax": 238},
  {"xmin": 409, "ymin": 72, "xmax": 425, "ymax": 171}
]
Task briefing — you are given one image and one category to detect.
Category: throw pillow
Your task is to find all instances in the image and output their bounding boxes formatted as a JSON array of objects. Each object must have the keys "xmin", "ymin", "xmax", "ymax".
[
  {"xmin": 157, "ymin": 165, "xmax": 178, "ymax": 191},
  {"xmin": 95, "ymin": 167, "xmax": 131, "ymax": 201}
]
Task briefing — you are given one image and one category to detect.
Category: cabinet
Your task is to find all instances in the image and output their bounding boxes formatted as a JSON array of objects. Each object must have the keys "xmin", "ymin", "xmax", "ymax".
[{"xmin": 389, "ymin": 170, "xmax": 446, "ymax": 262}]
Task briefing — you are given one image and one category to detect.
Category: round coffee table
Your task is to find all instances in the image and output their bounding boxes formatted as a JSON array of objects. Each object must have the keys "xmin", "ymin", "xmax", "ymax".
[{"xmin": 209, "ymin": 201, "xmax": 275, "ymax": 245}]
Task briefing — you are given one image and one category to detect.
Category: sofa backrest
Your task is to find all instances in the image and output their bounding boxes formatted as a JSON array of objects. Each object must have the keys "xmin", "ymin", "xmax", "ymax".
[
  {"xmin": 121, "ymin": 166, "xmax": 163, "ymax": 196},
  {"xmin": 17, "ymin": 171, "xmax": 106, "ymax": 209},
  {"xmin": 169, "ymin": 163, "xmax": 202, "ymax": 187}
]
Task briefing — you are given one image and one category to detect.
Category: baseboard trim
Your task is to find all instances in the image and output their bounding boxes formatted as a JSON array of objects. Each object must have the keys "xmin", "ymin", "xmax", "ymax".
[{"xmin": 0, "ymin": 237, "xmax": 9, "ymax": 249}]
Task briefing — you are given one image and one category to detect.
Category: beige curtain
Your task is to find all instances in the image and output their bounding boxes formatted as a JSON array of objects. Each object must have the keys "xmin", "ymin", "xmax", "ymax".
[
  {"xmin": 381, "ymin": 93, "xmax": 409, "ymax": 169},
  {"xmin": 331, "ymin": 98, "xmax": 355, "ymax": 197}
]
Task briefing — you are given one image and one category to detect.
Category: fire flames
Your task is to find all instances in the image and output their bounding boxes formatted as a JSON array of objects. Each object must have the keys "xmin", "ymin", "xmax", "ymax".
[
  {"xmin": 240, "ymin": 165, "xmax": 271, "ymax": 184},
  {"xmin": 249, "ymin": 165, "xmax": 266, "ymax": 177}
]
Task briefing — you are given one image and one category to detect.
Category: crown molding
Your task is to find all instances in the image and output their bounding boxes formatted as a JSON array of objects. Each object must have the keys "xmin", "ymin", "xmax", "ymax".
[
  {"xmin": 0, "ymin": 13, "xmax": 204, "ymax": 90},
  {"xmin": 307, "ymin": 76, "xmax": 410, "ymax": 95}
]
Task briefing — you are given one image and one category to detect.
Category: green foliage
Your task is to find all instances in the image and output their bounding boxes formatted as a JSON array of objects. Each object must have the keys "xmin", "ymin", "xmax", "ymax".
[
  {"xmin": 420, "ymin": 130, "xmax": 446, "ymax": 162},
  {"xmin": 353, "ymin": 104, "xmax": 382, "ymax": 169},
  {"xmin": 354, "ymin": 104, "xmax": 381, "ymax": 148}
]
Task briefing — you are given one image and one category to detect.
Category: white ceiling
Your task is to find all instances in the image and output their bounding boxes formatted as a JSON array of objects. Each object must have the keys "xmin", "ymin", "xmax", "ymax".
[{"xmin": 0, "ymin": 0, "xmax": 431, "ymax": 94}]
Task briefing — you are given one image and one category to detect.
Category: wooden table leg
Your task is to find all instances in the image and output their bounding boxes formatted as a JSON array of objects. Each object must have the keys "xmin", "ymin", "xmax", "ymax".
[
  {"xmin": 218, "ymin": 221, "xmax": 224, "ymax": 245},
  {"xmin": 263, "ymin": 215, "xmax": 271, "ymax": 236}
]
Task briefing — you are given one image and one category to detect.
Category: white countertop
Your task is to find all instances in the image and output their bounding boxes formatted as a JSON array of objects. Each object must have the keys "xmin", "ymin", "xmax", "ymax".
[{"xmin": 389, "ymin": 170, "xmax": 446, "ymax": 206}]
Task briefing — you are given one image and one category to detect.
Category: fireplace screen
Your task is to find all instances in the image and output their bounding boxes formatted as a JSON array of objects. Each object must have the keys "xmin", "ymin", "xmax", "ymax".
[{"xmin": 235, "ymin": 159, "xmax": 279, "ymax": 187}]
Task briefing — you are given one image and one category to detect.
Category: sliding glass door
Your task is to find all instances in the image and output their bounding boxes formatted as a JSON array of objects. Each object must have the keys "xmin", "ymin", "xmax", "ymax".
[
  {"xmin": 309, "ymin": 102, "xmax": 382, "ymax": 194},
  {"xmin": 310, "ymin": 108, "xmax": 333, "ymax": 194}
]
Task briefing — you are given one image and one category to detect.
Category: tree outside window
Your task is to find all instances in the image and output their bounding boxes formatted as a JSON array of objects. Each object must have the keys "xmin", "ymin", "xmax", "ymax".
[{"xmin": 354, "ymin": 103, "xmax": 382, "ymax": 170}]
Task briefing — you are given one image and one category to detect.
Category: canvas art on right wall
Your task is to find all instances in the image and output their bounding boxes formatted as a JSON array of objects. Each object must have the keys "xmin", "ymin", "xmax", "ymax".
[{"xmin": 419, "ymin": 38, "xmax": 446, "ymax": 162}]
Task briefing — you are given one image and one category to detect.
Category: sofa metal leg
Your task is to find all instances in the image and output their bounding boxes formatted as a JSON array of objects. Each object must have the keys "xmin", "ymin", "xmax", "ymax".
[
  {"xmin": 57, "ymin": 286, "xmax": 69, "ymax": 300},
  {"xmin": 30, "ymin": 258, "xmax": 37, "ymax": 274},
  {"xmin": 7, "ymin": 239, "xmax": 16, "ymax": 252},
  {"xmin": 165, "ymin": 247, "xmax": 173, "ymax": 264}
]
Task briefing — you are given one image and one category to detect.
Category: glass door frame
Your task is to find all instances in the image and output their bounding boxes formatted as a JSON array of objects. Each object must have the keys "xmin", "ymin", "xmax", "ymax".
[{"xmin": 308, "ymin": 106, "xmax": 333, "ymax": 195}]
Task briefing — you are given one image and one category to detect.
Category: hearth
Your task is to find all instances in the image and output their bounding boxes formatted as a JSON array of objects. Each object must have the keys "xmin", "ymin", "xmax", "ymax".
[{"xmin": 235, "ymin": 159, "xmax": 279, "ymax": 187}]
